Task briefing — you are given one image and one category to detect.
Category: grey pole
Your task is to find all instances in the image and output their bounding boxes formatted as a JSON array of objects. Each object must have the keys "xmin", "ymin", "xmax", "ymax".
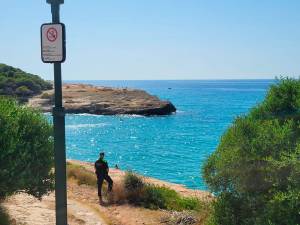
[{"xmin": 46, "ymin": 1, "xmax": 67, "ymax": 225}]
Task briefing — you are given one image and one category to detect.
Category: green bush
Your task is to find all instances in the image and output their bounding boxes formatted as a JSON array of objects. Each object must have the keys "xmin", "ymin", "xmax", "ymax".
[
  {"xmin": 124, "ymin": 172, "xmax": 145, "ymax": 204},
  {"xmin": 141, "ymin": 185, "xmax": 166, "ymax": 209},
  {"xmin": 123, "ymin": 172, "xmax": 204, "ymax": 211},
  {"xmin": 0, "ymin": 205, "xmax": 10, "ymax": 225},
  {"xmin": 40, "ymin": 92, "xmax": 53, "ymax": 100},
  {"xmin": 203, "ymin": 78, "xmax": 300, "ymax": 225},
  {"xmin": 0, "ymin": 97, "xmax": 54, "ymax": 199},
  {"xmin": 124, "ymin": 172, "xmax": 145, "ymax": 191},
  {"xmin": 15, "ymin": 85, "xmax": 33, "ymax": 96}
]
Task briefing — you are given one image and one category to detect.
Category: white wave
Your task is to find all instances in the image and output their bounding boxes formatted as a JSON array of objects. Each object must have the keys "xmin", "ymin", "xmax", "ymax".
[
  {"xmin": 76, "ymin": 113, "xmax": 104, "ymax": 117},
  {"xmin": 130, "ymin": 136, "xmax": 138, "ymax": 139},
  {"xmin": 118, "ymin": 114, "xmax": 145, "ymax": 118},
  {"xmin": 205, "ymin": 88, "xmax": 265, "ymax": 92},
  {"xmin": 66, "ymin": 123, "xmax": 108, "ymax": 129},
  {"xmin": 44, "ymin": 112, "xmax": 104, "ymax": 117},
  {"xmin": 176, "ymin": 110, "xmax": 185, "ymax": 114}
]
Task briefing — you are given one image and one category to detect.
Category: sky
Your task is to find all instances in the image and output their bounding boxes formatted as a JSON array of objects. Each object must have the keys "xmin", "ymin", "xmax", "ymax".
[{"xmin": 0, "ymin": 0, "xmax": 300, "ymax": 80}]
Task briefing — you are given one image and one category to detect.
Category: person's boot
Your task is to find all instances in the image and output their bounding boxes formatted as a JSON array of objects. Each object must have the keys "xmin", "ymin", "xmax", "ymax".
[
  {"xmin": 107, "ymin": 190, "xmax": 114, "ymax": 204},
  {"xmin": 99, "ymin": 196, "xmax": 104, "ymax": 205}
]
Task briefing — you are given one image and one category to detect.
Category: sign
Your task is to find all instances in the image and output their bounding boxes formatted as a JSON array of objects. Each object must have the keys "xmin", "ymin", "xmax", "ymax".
[{"xmin": 41, "ymin": 23, "xmax": 66, "ymax": 63}]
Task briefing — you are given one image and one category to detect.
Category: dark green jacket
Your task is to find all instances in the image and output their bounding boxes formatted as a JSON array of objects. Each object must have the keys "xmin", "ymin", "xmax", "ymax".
[{"xmin": 95, "ymin": 158, "xmax": 108, "ymax": 177}]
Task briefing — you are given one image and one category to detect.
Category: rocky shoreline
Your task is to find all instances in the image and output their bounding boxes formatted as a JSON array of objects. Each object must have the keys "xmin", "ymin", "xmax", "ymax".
[{"xmin": 27, "ymin": 84, "xmax": 176, "ymax": 116}]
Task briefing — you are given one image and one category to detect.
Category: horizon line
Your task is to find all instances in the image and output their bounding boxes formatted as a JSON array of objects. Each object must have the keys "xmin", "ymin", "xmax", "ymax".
[{"xmin": 57, "ymin": 78, "xmax": 277, "ymax": 82}]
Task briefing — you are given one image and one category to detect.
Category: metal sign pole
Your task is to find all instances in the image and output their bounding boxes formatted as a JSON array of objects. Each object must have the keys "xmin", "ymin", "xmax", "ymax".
[{"xmin": 46, "ymin": 1, "xmax": 67, "ymax": 225}]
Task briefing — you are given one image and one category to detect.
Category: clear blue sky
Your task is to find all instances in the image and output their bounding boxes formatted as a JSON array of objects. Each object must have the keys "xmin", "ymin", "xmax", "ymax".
[{"xmin": 1, "ymin": 0, "xmax": 300, "ymax": 80}]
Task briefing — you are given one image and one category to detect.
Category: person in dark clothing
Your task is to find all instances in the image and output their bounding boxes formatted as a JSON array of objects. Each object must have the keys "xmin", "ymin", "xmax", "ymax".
[{"xmin": 94, "ymin": 152, "xmax": 113, "ymax": 204}]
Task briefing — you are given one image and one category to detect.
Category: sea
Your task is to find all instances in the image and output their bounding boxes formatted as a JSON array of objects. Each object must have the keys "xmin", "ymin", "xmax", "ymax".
[{"xmin": 47, "ymin": 80, "xmax": 274, "ymax": 190}]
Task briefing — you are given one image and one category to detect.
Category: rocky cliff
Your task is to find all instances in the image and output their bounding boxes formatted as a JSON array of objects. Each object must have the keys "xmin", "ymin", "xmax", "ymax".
[{"xmin": 28, "ymin": 84, "xmax": 176, "ymax": 116}]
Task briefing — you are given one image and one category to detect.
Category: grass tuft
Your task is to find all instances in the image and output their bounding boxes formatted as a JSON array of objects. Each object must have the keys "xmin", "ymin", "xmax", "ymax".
[{"xmin": 66, "ymin": 163, "xmax": 97, "ymax": 187}]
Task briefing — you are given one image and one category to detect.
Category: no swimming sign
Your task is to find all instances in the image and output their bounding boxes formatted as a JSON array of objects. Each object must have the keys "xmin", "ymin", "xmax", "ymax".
[{"xmin": 41, "ymin": 23, "xmax": 66, "ymax": 63}]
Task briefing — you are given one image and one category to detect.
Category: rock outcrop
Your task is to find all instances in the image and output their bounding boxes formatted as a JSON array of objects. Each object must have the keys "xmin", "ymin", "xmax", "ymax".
[{"xmin": 27, "ymin": 84, "xmax": 176, "ymax": 116}]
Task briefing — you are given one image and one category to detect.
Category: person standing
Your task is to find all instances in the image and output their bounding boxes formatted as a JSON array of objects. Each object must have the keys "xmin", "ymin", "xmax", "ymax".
[{"xmin": 94, "ymin": 152, "xmax": 113, "ymax": 204}]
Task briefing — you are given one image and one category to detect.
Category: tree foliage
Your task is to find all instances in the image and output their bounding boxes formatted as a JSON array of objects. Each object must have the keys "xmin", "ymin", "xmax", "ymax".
[
  {"xmin": 203, "ymin": 78, "xmax": 300, "ymax": 225},
  {"xmin": 0, "ymin": 97, "xmax": 54, "ymax": 199},
  {"xmin": 0, "ymin": 63, "xmax": 52, "ymax": 101}
]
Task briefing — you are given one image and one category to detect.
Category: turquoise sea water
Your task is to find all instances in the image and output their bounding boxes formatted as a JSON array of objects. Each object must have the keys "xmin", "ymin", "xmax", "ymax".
[{"xmin": 48, "ymin": 80, "xmax": 274, "ymax": 189}]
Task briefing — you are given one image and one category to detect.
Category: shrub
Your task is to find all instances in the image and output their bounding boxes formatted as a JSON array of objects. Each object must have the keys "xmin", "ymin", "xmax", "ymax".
[
  {"xmin": 203, "ymin": 78, "xmax": 300, "ymax": 225},
  {"xmin": 141, "ymin": 185, "xmax": 166, "ymax": 209},
  {"xmin": 0, "ymin": 97, "xmax": 54, "ymax": 199},
  {"xmin": 124, "ymin": 172, "xmax": 145, "ymax": 191},
  {"xmin": 40, "ymin": 92, "xmax": 53, "ymax": 100},
  {"xmin": 15, "ymin": 85, "xmax": 33, "ymax": 96},
  {"xmin": 123, "ymin": 172, "xmax": 204, "ymax": 211},
  {"xmin": 0, "ymin": 205, "xmax": 10, "ymax": 225},
  {"xmin": 124, "ymin": 172, "xmax": 145, "ymax": 204}
]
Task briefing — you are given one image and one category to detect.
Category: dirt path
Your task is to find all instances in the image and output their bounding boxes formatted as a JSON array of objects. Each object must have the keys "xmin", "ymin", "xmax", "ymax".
[
  {"xmin": 67, "ymin": 179, "xmax": 167, "ymax": 225},
  {"xmin": 2, "ymin": 181, "xmax": 166, "ymax": 225},
  {"xmin": 2, "ymin": 192, "xmax": 107, "ymax": 225}
]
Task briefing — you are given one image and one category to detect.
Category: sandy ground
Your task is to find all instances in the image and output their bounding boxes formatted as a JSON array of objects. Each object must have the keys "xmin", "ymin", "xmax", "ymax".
[
  {"xmin": 2, "ymin": 160, "xmax": 212, "ymax": 225},
  {"xmin": 2, "ymin": 192, "xmax": 106, "ymax": 225}
]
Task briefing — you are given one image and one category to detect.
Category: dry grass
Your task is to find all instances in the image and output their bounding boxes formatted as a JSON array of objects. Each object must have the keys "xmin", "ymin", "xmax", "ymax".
[
  {"xmin": 109, "ymin": 180, "xmax": 127, "ymax": 204},
  {"xmin": 66, "ymin": 162, "xmax": 97, "ymax": 187}
]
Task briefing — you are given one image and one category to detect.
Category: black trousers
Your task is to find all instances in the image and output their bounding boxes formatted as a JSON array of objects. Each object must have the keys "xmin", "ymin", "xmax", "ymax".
[{"xmin": 97, "ymin": 174, "xmax": 113, "ymax": 197}]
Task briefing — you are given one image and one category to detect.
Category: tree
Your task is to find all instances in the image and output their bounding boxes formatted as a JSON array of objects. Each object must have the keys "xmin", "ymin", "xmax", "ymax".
[
  {"xmin": 0, "ymin": 63, "xmax": 52, "ymax": 100},
  {"xmin": 203, "ymin": 78, "xmax": 300, "ymax": 225},
  {"xmin": 0, "ymin": 97, "xmax": 54, "ymax": 199}
]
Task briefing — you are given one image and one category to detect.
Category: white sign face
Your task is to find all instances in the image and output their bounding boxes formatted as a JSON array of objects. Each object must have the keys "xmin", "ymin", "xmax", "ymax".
[{"xmin": 41, "ymin": 23, "xmax": 65, "ymax": 63}]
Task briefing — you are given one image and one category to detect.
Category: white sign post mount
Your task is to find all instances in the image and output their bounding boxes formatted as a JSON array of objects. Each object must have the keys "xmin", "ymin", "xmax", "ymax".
[{"xmin": 41, "ymin": 23, "xmax": 66, "ymax": 63}]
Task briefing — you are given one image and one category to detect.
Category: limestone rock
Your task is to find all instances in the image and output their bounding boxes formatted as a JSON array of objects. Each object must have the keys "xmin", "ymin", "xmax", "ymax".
[{"xmin": 28, "ymin": 84, "xmax": 176, "ymax": 116}]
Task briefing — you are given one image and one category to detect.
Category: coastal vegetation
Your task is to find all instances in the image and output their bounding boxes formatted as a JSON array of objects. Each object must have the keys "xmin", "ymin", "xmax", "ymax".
[
  {"xmin": 123, "ymin": 172, "xmax": 206, "ymax": 212},
  {"xmin": 203, "ymin": 78, "xmax": 300, "ymax": 225},
  {"xmin": 0, "ymin": 63, "xmax": 52, "ymax": 101},
  {"xmin": 0, "ymin": 98, "xmax": 54, "ymax": 199},
  {"xmin": 66, "ymin": 162, "xmax": 209, "ymax": 218}
]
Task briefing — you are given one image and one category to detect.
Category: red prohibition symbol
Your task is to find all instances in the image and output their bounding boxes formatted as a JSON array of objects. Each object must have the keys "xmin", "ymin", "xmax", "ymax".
[{"xmin": 46, "ymin": 27, "xmax": 58, "ymax": 42}]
